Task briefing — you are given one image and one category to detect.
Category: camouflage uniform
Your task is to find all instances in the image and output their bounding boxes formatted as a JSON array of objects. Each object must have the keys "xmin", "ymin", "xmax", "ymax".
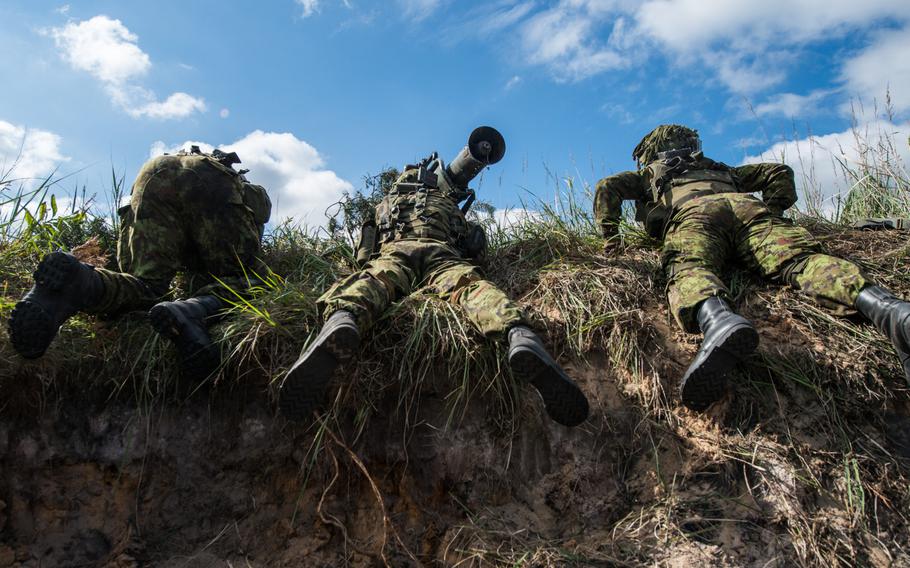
[
  {"xmin": 319, "ymin": 168, "xmax": 524, "ymax": 336},
  {"xmin": 594, "ymin": 133, "xmax": 868, "ymax": 333},
  {"xmin": 92, "ymin": 149, "xmax": 271, "ymax": 314}
]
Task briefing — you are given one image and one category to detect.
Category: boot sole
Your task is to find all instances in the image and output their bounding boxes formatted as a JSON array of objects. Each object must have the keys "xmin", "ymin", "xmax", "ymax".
[
  {"xmin": 510, "ymin": 347, "xmax": 590, "ymax": 427},
  {"xmin": 8, "ymin": 252, "xmax": 81, "ymax": 359},
  {"xmin": 680, "ymin": 324, "xmax": 759, "ymax": 411},
  {"xmin": 279, "ymin": 325, "xmax": 360, "ymax": 422},
  {"xmin": 149, "ymin": 303, "xmax": 220, "ymax": 379}
]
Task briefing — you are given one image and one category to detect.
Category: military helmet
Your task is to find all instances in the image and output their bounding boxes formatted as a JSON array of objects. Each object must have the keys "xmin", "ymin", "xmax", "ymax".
[{"xmin": 632, "ymin": 124, "xmax": 701, "ymax": 166}]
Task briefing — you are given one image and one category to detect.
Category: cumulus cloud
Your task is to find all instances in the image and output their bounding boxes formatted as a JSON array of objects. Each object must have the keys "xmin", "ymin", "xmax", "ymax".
[
  {"xmin": 841, "ymin": 26, "xmax": 910, "ymax": 115},
  {"xmin": 0, "ymin": 120, "xmax": 68, "ymax": 183},
  {"xmin": 442, "ymin": 0, "xmax": 909, "ymax": 102},
  {"xmin": 743, "ymin": 120, "xmax": 910, "ymax": 213},
  {"xmin": 519, "ymin": 1, "xmax": 629, "ymax": 81},
  {"xmin": 49, "ymin": 15, "xmax": 206, "ymax": 120},
  {"xmin": 150, "ymin": 131, "xmax": 353, "ymax": 227},
  {"xmin": 634, "ymin": 0, "xmax": 910, "ymax": 94}
]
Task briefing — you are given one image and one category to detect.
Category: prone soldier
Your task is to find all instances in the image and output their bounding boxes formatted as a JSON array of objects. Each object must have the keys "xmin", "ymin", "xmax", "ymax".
[
  {"xmin": 595, "ymin": 124, "xmax": 910, "ymax": 410},
  {"xmin": 9, "ymin": 146, "xmax": 272, "ymax": 377},
  {"xmin": 279, "ymin": 127, "xmax": 590, "ymax": 427}
]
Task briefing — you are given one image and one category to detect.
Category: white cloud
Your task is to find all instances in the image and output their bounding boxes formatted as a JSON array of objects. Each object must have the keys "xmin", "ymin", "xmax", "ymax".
[
  {"xmin": 397, "ymin": 0, "xmax": 445, "ymax": 21},
  {"xmin": 519, "ymin": 1, "xmax": 629, "ymax": 81},
  {"xmin": 150, "ymin": 131, "xmax": 353, "ymax": 227},
  {"xmin": 494, "ymin": 207, "xmax": 541, "ymax": 230},
  {"xmin": 54, "ymin": 4, "xmax": 70, "ymax": 15},
  {"xmin": 0, "ymin": 120, "xmax": 68, "ymax": 183},
  {"xmin": 634, "ymin": 0, "xmax": 910, "ymax": 93},
  {"xmin": 296, "ymin": 0, "xmax": 321, "ymax": 17},
  {"xmin": 127, "ymin": 92, "xmax": 207, "ymax": 119},
  {"xmin": 743, "ymin": 120, "xmax": 910, "ymax": 213},
  {"xmin": 504, "ymin": 75, "xmax": 522, "ymax": 90},
  {"xmin": 48, "ymin": 15, "xmax": 206, "ymax": 120},
  {"xmin": 50, "ymin": 15, "xmax": 150, "ymax": 84},
  {"xmin": 635, "ymin": 0, "xmax": 909, "ymax": 50},
  {"xmin": 752, "ymin": 89, "xmax": 837, "ymax": 118},
  {"xmin": 455, "ymin": 0, "xmax": 909, "ymax": 99},
  {"xmin": 841, "ymin": 26, "xmax": 910, "ymax": 115}
]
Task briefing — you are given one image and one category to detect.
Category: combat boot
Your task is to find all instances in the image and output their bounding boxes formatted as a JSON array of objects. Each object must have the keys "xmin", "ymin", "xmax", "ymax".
[
  {"xmin": 508, "ymin": 326, "xmax": 590, "ymax": 427},
  {"xmin": 279, "ymin": 310, "xmax": 361, "ymax": 422},
  {"xmin": 680, "ymin": 297, "xmax": 759, "ymax": 411},
  {"xmin": 9, "ymin": 251, "xmax": 104, "ymax": 359},
  {"xmin": 855, "ymin": 285, "xmax": 910, "ymax": 385},
  {"xmin": 149, "ymin": 295, "xmax": 224, "ymax": 379}
]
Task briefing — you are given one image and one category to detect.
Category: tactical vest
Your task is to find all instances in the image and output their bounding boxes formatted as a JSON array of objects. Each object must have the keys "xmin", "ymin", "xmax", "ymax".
[
  {"xmin": 375, "ymin": 169, "xmax": 470, "ymax": 245},
  {"xmin": 635, "ymin": 153, "xmax": 738, "ymax": 238}
]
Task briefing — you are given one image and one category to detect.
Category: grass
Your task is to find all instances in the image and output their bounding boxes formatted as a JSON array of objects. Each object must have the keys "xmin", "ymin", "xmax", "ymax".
[{"xmin": 1, "ymin": 120, "xmax": 910, "ymax": 567}]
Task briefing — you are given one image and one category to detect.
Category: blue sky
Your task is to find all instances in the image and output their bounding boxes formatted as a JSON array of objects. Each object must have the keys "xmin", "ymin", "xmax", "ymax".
[{"xmin": 1, "ymin": 0, "xmax": 908, "ymax": 226}]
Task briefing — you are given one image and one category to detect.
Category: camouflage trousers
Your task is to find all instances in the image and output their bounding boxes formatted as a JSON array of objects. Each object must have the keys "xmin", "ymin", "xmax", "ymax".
[
  {"xmin": 319, "ymin": 239, "xmax": 525, "ymax": 336},
  {"xmin": 662, "ymin": 193, "xmax": 869, "ymax": 332},
  {"xmin": 91, "ymin": 155, "xmax": 265, "ymax": 314}
]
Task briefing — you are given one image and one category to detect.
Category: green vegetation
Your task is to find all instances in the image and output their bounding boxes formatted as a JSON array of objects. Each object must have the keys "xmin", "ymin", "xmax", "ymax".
[{"xmin": 1, "ymin": 123, "xmax": 909, "ymax": 566}]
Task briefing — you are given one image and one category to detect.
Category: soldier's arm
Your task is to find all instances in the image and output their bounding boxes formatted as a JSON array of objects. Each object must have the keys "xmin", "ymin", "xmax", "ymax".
[
  {"xmin": 593, "ymin": 171, "xmax": 647, "ymax": 240},
  {"xmin": 733, "ymin": 163, "xmax": 798, "ymax": 215}
]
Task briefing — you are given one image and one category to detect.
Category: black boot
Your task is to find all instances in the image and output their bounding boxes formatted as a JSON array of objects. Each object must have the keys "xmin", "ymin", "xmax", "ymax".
[
  {"xmin": 680, "ymin": 297, "xmax": 759, "ymax": 411},
  {"xmin": 149, "ymin": 295, "xmax": 223, "ymax": 379},
  {"xmin": 855, "ymin": 285, "xmax": 910, "ymax": 385},
  {"xmin": 279, "ymin": 310, "xmax": 361, "ymax": 422},
  {"xmin": 9, "ymin": 251, "xmax": 104, "ymax": 359},
  {"xmin": 508, "ymin": 326, "xmax": 590, "ymax": 427}
]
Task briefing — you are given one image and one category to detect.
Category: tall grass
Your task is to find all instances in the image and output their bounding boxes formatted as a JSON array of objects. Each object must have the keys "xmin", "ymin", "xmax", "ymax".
[{"xmin": 1, "ymin": 121, "xmax": 910, "ymax": 566}]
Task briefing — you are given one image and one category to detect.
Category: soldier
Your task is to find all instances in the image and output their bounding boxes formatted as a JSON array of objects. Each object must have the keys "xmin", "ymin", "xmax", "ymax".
[
  {"xmin": 594, "ymin": 124, "xmax": 910, "ymax": 410},
  {"xmin": 9, "ymin": 146, "xmax": 272, "ymax": 378},
  {"xmin": 279, "ymin": 127, "xmax": 590, "ymax": 427}
]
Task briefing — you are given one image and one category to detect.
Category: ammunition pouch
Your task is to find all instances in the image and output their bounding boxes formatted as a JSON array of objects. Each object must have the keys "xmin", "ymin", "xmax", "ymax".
[
  {"xmin": 459, "ymin": 222, "xmax": 488, "ymax": 262},
  {"xmin": 356, "ymin": 219, "xmax": 378, "ymax": 267}
]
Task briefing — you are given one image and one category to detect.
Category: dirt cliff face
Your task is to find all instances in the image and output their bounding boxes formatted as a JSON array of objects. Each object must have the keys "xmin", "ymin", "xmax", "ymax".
[
  {"xmin": 2, "ymin": 226, "xmax": 910, "ymax": 567},
  {"xmin": 0, "ymin": 373, "xmax": 620, "ymax": 567}
]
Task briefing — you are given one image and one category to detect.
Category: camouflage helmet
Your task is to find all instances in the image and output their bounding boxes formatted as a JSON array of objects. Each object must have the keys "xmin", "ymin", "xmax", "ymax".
[{"xmin": 632, "ymin": 124, "xmax": 701, "ymax": 166}]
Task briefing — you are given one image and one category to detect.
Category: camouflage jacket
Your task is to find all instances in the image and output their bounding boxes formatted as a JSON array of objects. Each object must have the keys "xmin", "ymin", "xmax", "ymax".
[
  {"xmin": 170, "ymin": 148, "xmax": 272, "ymax": 230},
  {"xmin": 594, "ymin": 155, "xmax": 796, "ymax": 239}
]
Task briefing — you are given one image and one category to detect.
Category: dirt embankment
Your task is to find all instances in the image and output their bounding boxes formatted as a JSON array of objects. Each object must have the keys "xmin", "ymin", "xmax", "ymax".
[{"xmin": 2, "ymin": 225, "xmax": 910, "ymax": 567}]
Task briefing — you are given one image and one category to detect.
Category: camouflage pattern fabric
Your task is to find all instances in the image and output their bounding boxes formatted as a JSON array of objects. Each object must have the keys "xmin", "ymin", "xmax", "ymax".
[
  {"xmin": 663, "ymin": 193, "xmax": 868, "ymax": 331},
  {"xmin": 374, "ymin": 167, "xmax": 471, "ymax": 246},
  {"xmin": 632, "ymin": 124, "xmax": 701, "ymax": 166},
  {"xmin": 90, "ymin": 152, "xmax": 269, "ymax": 314},
  {"xmin": 594, "ymin": 161, "xmax": 797, "ymax": 240},
  {"xmin": 321, "ymin": 240, "xmax": 523, "ymax": 337}
]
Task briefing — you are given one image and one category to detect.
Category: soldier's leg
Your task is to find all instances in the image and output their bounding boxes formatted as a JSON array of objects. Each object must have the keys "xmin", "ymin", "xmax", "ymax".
[
  {"xmin": 736, "ymin": 201, "xmax": 910, "ymax": 386},
  {"xmin": 107, "ymin": 157, "xmax": 190, "ymax": 312},
  {"xmin": 425, "ymin": 252, "xmax": 589, "ymax": 426},
  {"xmin": 666, "ymin": 197, "xmax": 760, "ymax": 411},
  {"xmin": 7, "ymin": 159, "xmax": 182, "ymax": 358},
  {"xmin": 734, "ymin": 198, "xmax": 867, "ymax": 310},
  {"xmin": 662, "ymin": 198, "xmax": 736, "ymax": 333},
  {"xmin": 144, "ymin": 161, "xmax": 272, "ymax": 378},
  {"xmin": 280, "ymin": 242, "xmax": 418, "ymax": 421}
]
